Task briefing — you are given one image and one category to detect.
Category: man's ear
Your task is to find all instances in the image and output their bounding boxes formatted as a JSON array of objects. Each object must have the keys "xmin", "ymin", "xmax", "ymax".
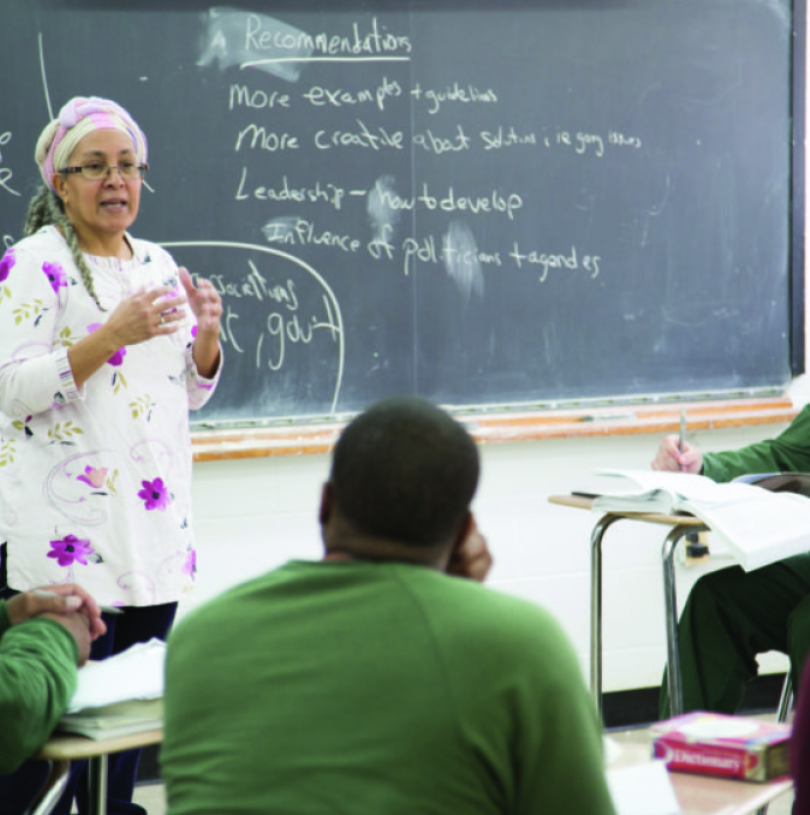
[{"xmin": 319, "ymin": 482, "xmax": 333, "ymax": 526}]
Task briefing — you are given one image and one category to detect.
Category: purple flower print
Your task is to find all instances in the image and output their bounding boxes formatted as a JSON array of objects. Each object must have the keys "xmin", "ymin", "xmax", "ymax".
[
  {"xmin": 47, "ymin": 535, "xmax": 94, "ymax": 567},
  {"xmin": 183, "ymin": 549, "xmax": 196, "ymax": 578},
  {"xmin": 138, "ymin": 477, "xmax": 171, "ymax": 511},
  {"xmin": 43, "ymin": 261, "xmax": 68, "ymax": 295},
  {"xmin": 77, "ymin": 465, "xmax": 108, "ymax": 489},
  {"xmin": 106, "ymin": 347, "xmax": 126, "ymax": 366},
  {"xmin": 0, "ymin": 249, "xmax": 14, "ymax": 283},
  {"xmin": 87, "ymin": 323, "xmax": 127, "ymax": 366}
]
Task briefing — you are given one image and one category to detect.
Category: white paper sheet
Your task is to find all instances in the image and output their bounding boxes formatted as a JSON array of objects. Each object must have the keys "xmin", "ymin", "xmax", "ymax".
[
  {"xmin": 67, "ymin": 638, "xmax": 166, "ymax": 713},
  {"xmin": 606, "ymin": 760, "xmax": 681, "ymax": 815}
]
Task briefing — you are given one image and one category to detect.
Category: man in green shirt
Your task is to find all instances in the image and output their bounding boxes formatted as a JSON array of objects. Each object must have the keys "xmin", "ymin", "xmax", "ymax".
[
  {"xmin": 0, "ymin": 583, "xmax": 106, "ymax": 811},
  {"xmin": 162, "ymin": 397, "xmax": 616, "ymax": 815},
  {"xmin": 653, "ymin": 407, "xmax": 810, "ymax": 716}
]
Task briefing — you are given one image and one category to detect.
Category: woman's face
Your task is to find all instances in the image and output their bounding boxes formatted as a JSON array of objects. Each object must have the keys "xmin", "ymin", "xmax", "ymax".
[{"xmin": 53, "ymin": 128, "xmax": 142, "ymax": 246}]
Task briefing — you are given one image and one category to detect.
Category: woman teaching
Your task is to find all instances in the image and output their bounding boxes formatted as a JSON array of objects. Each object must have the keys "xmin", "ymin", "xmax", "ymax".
[{"xmin": 0, "ymin": 97, "xmax": 223, "ymax": 813}]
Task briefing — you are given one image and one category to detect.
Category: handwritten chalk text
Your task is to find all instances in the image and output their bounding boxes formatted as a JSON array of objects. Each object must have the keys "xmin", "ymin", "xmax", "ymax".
[
  {"xmin": 410, "ymin": 82, "xmax": 498, "ymax": 115},
  {"xmin": 413, "ymin": 125, "xmax": 472, "ymax": 154},
  {"xmin": 480, "ymin": 127, "xmax": 538, "ymax": 150},
  {"xmin": 245, "ymin": 15, "xmax": 411, "ymax": 57},
  {"xmin": 303, "ymin": 77, "xmax": 402, "ymax": 111},
  {"xmin": 229, "ymin": 85, "xmax": 291, "ymax": 110},
  {"xmin": 0, "ymin": 132, "xmax": 20, "ymax": 197},
  {"xmin": 235, "ymin": 168, "xmax": 346, "ymax": 210},
  {"xmin": 235, "ymin": 124, "xmax": 300, "ymax": 152},
  {"xmin": 257, "ymin": 295, "xmax": 342, "ymax": 372},
  {"xmin": 402, "ymin": 235, "xmax": 502, "ymax": 277},
  {"xmin": 314, "ymin": 120, "xmax": 405, "ymax": 150},
  {"xmin": 264, "ymin": 219, "xmax": 362, "ymax": 253},
  {"xmin": 509, "ymin": 242, "xmax": 602, "ymax": 282},
  {"xmin": 373, "ymin": 181, "xmax": 523, "ymax": 221}
]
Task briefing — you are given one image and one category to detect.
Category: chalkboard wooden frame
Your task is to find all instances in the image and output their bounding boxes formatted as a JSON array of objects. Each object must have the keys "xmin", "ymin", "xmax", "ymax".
[
  {"xmin": 0, "ymin": 0, "xmax": 805, "ymax": 434},
  {"xmin": 791, "ymin": 0, "xmax": 807, "ymax": 376},
  {"xmin": 190, "ymin": 397, "xmax": 799, "ymax": 461}
]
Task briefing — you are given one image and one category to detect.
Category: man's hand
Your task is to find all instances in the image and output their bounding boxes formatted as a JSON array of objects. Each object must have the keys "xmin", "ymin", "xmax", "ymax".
[
  {"xmin": 447, "ymin": 517, "xmax": 493, "ymax": 582},
  {"xmin": 651, "ymin": 434, "xmax": 703, "ymax": 474},
  {"xmin": 40, "ymin": 612, "xmax": 94, "ymax": 666},
  {"xmin": 7, "ymin": 584, "xmax": 106, "ymax": 640}
]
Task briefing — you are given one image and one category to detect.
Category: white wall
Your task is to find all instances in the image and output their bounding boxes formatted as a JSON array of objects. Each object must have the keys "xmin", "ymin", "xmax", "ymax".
[
  {"xmin": 186, "ymin": 415, "xmax": 797, "ymax": 693},
  {"xmin": 181, "ymin": 21, "xmax": 810, "ymax": 694}
]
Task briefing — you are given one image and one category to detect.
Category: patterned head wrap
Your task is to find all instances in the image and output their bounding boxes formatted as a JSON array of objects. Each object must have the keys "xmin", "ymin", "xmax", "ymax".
[{"xmin": 35, "ymin": 96, "xmax": 148, "ymax": 191}]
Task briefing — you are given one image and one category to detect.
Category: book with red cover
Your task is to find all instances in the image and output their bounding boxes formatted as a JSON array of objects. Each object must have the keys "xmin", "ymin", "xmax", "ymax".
[{"xmin": 650, "ymin": 711, "xmax": 792, "ymax": 782}]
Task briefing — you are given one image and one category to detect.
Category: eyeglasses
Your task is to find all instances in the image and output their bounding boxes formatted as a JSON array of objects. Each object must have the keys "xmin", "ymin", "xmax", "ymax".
[{"xmin": 60, "ymin": 160, "xmax": 148, "ymax": 181}]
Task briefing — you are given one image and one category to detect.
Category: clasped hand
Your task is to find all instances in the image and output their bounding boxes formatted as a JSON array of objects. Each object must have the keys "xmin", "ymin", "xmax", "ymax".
[{"xmin": 7, "ymin": 583, "xmax": 107, "ymax": 666}]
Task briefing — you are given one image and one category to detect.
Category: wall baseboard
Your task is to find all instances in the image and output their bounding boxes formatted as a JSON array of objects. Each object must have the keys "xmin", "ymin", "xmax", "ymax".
[{"xmin": 602, "ymin": 673, "xmax": 788, "ymax": 730}]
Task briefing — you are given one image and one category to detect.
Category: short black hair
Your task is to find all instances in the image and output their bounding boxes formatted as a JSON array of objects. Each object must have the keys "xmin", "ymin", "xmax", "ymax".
[{"xmin": 329, "ymin": 397, "xmax": 480, "ymax": 546}]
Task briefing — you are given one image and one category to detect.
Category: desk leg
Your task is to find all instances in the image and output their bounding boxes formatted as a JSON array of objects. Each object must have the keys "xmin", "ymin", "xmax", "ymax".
[
  {"xmin": 662, "ymin": 525, "xmax": 696, "ymax": 719},
  {"xmin": 590, "ymin": 514, "xmax": 621, "ymax": 716},
  {"xmin": 25, "ymin": 760, "xmax": 71, "ymax": 815},
  {"xmin": 87, "ymin": 755, "xmax": 109, "ymax": 815}
]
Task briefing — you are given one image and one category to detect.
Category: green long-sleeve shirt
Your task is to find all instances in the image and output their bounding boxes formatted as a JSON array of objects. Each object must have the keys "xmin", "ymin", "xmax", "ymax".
[
  {"xmin": 702, "ymin": 403, "xmax": 810, "ymax": 483},
  {"xmin": 163, "ymin": 560, "xmax": 616, "ymax": 815},
  {"xmin": 0, "ymin": 600, "xmax": 79, "ymax": 775}
]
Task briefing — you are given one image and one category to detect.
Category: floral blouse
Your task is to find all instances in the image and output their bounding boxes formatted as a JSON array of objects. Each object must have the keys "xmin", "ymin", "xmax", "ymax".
[{"xmin": 0, "ymin": 225, "xmax": 221, "ymax": 607}]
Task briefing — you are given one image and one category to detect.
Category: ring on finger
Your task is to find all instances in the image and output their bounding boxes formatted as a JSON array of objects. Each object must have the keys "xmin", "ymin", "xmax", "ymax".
[{"xmin": 159, "ymin": 316, "xmax": 166, "ymax": 328}]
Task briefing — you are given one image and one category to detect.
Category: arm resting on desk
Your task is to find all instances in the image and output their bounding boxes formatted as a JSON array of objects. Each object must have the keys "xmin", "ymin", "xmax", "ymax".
[{"xmin": 0, "ymin": 606, "xmax": 79, "ymax": 775}]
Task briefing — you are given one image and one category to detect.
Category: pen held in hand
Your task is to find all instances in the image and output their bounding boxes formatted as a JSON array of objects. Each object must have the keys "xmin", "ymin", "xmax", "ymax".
[{"xmin": 33, "ymin": 589, "xmax": 123, "ymax": 615}]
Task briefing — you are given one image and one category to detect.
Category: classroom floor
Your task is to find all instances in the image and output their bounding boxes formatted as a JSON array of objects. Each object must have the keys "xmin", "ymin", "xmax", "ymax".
[{"xmin": 131, "ymin": 715, "xmax": 795, "ymax": 815}]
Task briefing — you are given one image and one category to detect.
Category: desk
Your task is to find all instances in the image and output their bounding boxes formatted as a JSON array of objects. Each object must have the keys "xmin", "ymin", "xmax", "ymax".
[
  {"xmin": 28, "ymin": 729, "xmax": 162, "ymax": 815},
  {"xmin": 549, "ymin": 494, "xmax": 707, "ymax": 718},
  {"xmin": 611, "ymin": 742, "xmax": 793, "ymax": 815}
]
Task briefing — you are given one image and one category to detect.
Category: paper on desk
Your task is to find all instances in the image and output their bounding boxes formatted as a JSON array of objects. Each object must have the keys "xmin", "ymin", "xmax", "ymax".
[
  {"xmin": 603, "ymin": 735, "xmax": 623, "ymax": 766},
  {"xmin": 606, "ymin": 760, "xmax": 681, "ymax": 815},
  {"xmin": 67, "ymin": 638, "xmax": 166, "ymax": 713}
]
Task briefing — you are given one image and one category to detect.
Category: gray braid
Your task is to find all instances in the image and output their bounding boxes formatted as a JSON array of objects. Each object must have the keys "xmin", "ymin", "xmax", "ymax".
[{"xmin": 22, "ymin": 184, "xmax": 105, "ymax": 311}]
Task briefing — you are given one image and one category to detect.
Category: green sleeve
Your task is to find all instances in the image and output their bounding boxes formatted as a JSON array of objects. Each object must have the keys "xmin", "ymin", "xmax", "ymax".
[
  {"xmin": 0, "ymin": 614, "xmax": 79, "ymax": 775},
  {"xmin": 703, "ymin": 404, "xmax": 810, "ymax": 482}
]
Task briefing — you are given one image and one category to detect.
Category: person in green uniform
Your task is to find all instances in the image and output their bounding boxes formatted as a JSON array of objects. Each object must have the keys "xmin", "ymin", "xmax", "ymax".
[
  {"xmin": 0, "ymin": 583, "xmax": 105, "ymax": 777},
  {"xmin": 653, "ymin": 407, "xmax": 810, "ymax": 716},
  {"xmin": 161, "ymin": 396, "xmax": 616, "ymax": 815}
]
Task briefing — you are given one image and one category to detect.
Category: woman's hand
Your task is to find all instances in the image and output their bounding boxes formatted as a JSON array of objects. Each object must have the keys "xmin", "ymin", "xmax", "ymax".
[
  {"xmin": 179, "ymin": 267, "xmax": 222, "ymax": 337},
  {"xmin": 180, "ymin": 267, "xmax": 222, "ymax": 378},
  {"xmin": 67, "ymin": 285, "xmax": 186, "ymax": 389},
  {"xmin": 104, "ymin": 285, "xmax": 187, "ymax": 346}
]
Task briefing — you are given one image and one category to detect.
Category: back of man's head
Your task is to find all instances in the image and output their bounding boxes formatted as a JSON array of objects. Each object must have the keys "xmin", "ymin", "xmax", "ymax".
[{"xmin": 329, "ymin": 397, "xmax": 480, "ymax": 547}]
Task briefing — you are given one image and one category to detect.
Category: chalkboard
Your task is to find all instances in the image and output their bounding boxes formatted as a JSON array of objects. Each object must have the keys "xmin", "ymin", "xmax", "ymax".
[{"xmin": 0, "ymin": 0, "xmax": 803, "ymax": 427}]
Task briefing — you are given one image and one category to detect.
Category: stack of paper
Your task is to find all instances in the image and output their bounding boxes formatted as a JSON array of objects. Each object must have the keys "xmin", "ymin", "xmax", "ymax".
[
  {"xmin": 59, "ymin": 699, "xmax": 163, "ymax": 740},
  {"xmin": 58, "ymin": 638, "xmax": 166, "ymax": 740}
]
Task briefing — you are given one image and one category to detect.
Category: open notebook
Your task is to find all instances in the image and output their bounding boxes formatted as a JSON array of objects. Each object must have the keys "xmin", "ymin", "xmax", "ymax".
[{"xmin": 589, "ymin": 469, "xmax": 810, "ymax": 572}]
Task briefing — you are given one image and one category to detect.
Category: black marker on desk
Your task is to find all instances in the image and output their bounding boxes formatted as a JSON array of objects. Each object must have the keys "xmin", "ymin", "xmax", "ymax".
[{"xmin": 33, "ymin": 589, "xmax": 123, "ymax": 615}]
